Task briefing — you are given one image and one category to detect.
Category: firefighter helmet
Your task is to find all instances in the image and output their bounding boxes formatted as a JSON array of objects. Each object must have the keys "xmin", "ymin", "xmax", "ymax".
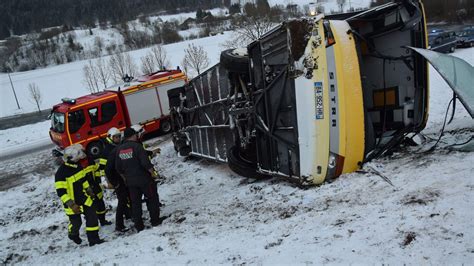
[
  {"xmin": 131, "ymin": 124, "xmax": 145, "ymax": 138},
  {"xmin": 107, "ymin": 127, "xmax": 121, "ymax": 137},
  {"xmin": 63, "ymin": 144, "xmax": 86, "ymax": 162}
]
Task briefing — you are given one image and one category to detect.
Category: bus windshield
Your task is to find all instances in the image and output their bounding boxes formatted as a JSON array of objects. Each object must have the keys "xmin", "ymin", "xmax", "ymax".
[{"xmin": 51, "ymin": 112, "xmax": 65, "ymax": 133}]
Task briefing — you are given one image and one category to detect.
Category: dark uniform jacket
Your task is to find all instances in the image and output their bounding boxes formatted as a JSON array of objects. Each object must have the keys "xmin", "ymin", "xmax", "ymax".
[
  {"xmin": 102, "ymin": 137, "xmax": 117, "ymax": 158},
  {"xmin": 95, "ymin": 137, "xmax": 116, "ymax": 177},
  {"xmin": 115, "ymin": 140, "xmax": 154, "ymax": 187},
  {"xmin": 105, "ymin": 146, "xmax": 124, "ymax": 188},
  {"xmin": 83, "ymin": 156, "xmax": 103, "ymax": 196},
  {"xmin": 55, "ymin": 161, "xmax": 94, "ymax": 215},
  {"xmin": 86, "ymin": 137, "xmax": 117, "ymax": 195}
]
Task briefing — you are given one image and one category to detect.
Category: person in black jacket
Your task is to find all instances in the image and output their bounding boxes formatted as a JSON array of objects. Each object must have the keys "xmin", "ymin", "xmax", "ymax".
[
  {"xmin": 55, "ymin": 144, "xmax": 104, "ymax": 246},
  {"xmin": 103, "ymin": 127, "xmax": 132, "ymax": 232},
  {"xmin": 115, "ymin": 127, "xmax": 161, "ymax": 232}
]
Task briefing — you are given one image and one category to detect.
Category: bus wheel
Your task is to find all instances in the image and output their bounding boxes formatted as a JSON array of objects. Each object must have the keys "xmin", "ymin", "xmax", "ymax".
[
  {"xmin": 160, "ymin": 119, "xmax": 172, "ymax": 134},
  {"xmin": 227, "ymin": 146, "xmax": 269, "ymax": 179},
  {"xmin": 450, "ymin": 46, "xmax": 455, "ymax": 53},
  {"xmin": 87, "ymin": 141, "xmax": 103, "ymax": 159},
  {"xmin": 220, "ymin": 48, "xmax": 249, "ymax": 74}
]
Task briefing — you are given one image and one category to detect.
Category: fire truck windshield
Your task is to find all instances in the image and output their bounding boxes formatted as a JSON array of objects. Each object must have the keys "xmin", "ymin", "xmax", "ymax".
[{"xmin": 51, "ymin": 112, "xmax": 65, "ymax": 133}]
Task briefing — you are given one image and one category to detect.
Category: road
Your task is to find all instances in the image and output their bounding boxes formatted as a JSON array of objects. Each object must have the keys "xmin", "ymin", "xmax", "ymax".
[{"xmin": 0, "ymin": 138, "xmax": 53, "ymax": 162}]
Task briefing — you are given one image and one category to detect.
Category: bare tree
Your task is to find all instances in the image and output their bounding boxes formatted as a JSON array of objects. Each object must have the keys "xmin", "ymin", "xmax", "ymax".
[
  {"xmin": 95, "ymin": 57, "xmax": 110, "ymax": 89},
  {"xmin": 140, "ymin": 52, "xmax": 156, "ymax": 74},
  {"xmin": 109, "ymin": 52, "xmax": 126, "ymax": 83},
  {"xmin": 182, "ymin": 43, "xmax": 210, "ymax": 75},
  {"xmin": 222, "ymin": 17, "xmax": 275, "ymax": 49},
  {"xmin": 151, "ymin": 45, "xmax": 171, "ymax": 70},
  {"xmin": 83, "ymin": 60, "xmax": 100, "ymax": 93},
  {"xmin": 28, "ymin": 83, "xmax": 42, "ymax": 113},
  {"xmin": 109, "ymin": 51, "xmax": 137, "ymax": 82},
  {"xmin": 337, "ymin": 0, "xmax": 346, "ymax": 12},
  {"xmin": 180, "ymin": 57, "xmax": 190, "ymax": 77},
  {"xmin": 123, "ymin": 52, "xmax": 138, "ymax": 79}
]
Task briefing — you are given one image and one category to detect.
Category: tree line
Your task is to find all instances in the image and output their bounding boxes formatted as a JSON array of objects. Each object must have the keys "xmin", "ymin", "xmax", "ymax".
[
  {"xmin": 0, "ymin": 0, "xmax": 229, "ymax": 40},
  {"xmin": 83, "ymin": 43, "xmax": 209, "ymax": 94}
]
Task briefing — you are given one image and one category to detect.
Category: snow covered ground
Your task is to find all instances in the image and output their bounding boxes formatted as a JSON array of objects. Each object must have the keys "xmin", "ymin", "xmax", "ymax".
[{"xmin": 0, "ymin": 45, "xmax": 473, "ymax": 264}]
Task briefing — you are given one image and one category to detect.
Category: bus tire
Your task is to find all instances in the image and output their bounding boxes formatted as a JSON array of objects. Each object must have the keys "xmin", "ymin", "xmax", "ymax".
[
  {"xmin": 227, "ymin": 146, "xmax": 268, "ymax": 179},
  {"xmin": 220, "ymin": 49, "xmax": 249, "ymax": 74}
]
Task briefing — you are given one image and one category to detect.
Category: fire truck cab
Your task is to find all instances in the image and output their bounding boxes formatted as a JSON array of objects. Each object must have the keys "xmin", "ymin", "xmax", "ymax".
[{"xmin": 50, "ymin": 69, "xmax": 187, "ymax": 157}]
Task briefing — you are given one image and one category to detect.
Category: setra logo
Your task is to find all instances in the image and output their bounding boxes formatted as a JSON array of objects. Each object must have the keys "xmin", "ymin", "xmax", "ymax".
[{"xmin": 119, "ymin": 148, "xmax": 134, "ymax": 160}]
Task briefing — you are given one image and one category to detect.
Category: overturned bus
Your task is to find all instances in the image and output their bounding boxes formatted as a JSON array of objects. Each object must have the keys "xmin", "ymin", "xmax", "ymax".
[{"xmin": 169, "ymin": 0, "xmax": 435, "ymax": 185}]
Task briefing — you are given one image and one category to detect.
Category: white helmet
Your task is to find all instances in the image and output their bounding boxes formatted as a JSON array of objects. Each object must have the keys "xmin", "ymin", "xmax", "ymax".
[
  {"xmin": 107, "ymin": 127, "xmax": 121, "ymax": 137},
  {"xmin": 131, "ymin": 124, "xmax": 145, "ymax": 138},
  {"xmin": 63, "ymin": 144, "xmax": 86, "ymax": 162}
]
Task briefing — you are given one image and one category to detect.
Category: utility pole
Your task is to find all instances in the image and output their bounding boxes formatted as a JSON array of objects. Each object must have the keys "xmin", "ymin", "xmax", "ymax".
[{"xmin": 7, "ymin": 72, "xmax": 21, "ymax": 109}]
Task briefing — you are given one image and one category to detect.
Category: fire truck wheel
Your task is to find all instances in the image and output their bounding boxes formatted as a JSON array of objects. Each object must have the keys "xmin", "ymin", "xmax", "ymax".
[
  {"xmin": 220, "ymin": 48, "xmax": 249, "ymax": 74},
  {"xmin": 86, "ymin": 141, "xmax": 103, "ymax": 159},
  {"xmin": 227, "ymin": 146, "xmax": 269, "ymax": 179},
  {"xmin": 160, "ymin": 120, "xmax": 172, "ymax": 134}
]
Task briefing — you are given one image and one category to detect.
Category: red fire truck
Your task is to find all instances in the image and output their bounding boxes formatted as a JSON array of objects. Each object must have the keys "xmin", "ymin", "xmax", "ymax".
[{"xmin": 49, "ymin": 69, "xmax": 187, "ymax": 157}]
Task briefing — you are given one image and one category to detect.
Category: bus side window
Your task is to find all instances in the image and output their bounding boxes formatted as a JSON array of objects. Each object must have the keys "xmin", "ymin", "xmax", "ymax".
[
  {"xmin": 101, "ymin": 101, "xmax": 117, "ymax": 124},
  {"xmin": 88, "ymin": 107, "xmax": 99, "ymax": 127},
  {"xmin": 68, "ymin": 110, "xmax": 85, "ymax": 133}
]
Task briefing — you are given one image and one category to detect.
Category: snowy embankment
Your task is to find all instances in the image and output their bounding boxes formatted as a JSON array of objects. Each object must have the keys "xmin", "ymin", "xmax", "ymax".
[{"xmin": 0, "ymin": 48, "xmax": 473, "ymax": 264}]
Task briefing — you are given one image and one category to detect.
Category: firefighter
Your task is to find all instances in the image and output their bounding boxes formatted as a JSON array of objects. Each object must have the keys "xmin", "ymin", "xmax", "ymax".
[
  {"xmin": 131, "ymin": 124, "xmax": 161, "ymax": 166},
  {"xmin": 130, "ymin": 124, "xmax": 162, "ymax": 207},
  {"xmin": 55, "ymin": 144, "xmax": 104, "ymax": 246},
  {"xmin": 103, "ymin": 127, "xmax": 132, "ymax": 232},
  {"xmin": 115, "ymin": 127, "xmax": 161, "ymax": 232},
  {"xmin": 86, "ymin": 154, "xmax": 112, "ymax": 226}
]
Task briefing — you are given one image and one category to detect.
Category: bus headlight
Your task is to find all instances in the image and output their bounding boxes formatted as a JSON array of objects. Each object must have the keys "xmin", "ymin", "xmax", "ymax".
[{"xmin": 328, "ymin": 153, "xmax": 336, "ymax": 169}]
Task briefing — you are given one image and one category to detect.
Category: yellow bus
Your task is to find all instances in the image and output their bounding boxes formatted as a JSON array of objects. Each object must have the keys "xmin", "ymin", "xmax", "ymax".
[{"xmin": 169, "ymin": 1, "xmax": 459, "ymax": 186}]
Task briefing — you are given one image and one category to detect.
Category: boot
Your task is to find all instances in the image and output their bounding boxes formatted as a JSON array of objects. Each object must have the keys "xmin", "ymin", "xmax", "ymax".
[
  {"xmin": 86, "ymin": 231, "xmax": 105, "ymax": 246},
  {"xmin": 68, "ymin": 234, "xmax": 82, "ymax": 245},
  {"xmin": 115, "ymin": 226, "xmax": 130, "ymax": 233},
  {"xmin": 89, "ymin": 239, "xmax": 106, "ymax": 247},
  {"xmin": 135, "ymin": 221, "xmax": 145, "ymax": 232}
]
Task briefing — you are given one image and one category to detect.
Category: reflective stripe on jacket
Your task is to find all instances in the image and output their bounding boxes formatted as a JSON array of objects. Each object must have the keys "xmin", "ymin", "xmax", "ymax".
[{"xmin": 55, "ymin": 162, "xmax": 94, "ymax": 215}]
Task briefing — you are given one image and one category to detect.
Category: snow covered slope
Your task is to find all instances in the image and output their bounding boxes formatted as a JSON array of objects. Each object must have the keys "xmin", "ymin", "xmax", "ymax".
[{"xmin": 0, "ymin": 48, "xmax": 473, "ymax": 264}]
